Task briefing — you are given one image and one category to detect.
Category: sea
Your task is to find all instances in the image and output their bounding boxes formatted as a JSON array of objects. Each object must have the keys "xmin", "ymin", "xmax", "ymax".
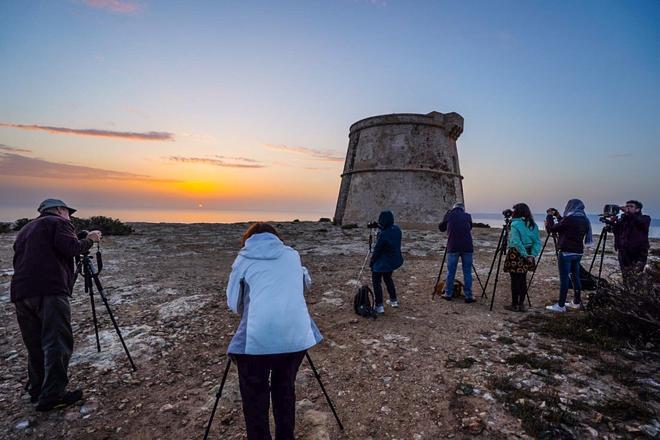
[{"xmin": 1, "ymin": 207, "xmax": 659, "ymax": 238}]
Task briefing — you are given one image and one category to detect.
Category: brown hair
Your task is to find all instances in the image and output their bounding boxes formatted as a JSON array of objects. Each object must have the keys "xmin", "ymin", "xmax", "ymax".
[{"xmin": 241, "ymin": 222, "xmax": 280, "ymax": 247}]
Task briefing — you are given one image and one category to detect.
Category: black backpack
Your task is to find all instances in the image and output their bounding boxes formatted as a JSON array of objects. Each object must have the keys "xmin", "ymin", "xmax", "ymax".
[
  {"xmin": 354, "ymin": 285, "xmax": 377, "ymax": 319},
  {"xmin": 568, "ymin": 264, "xmax": 608, "ymax": 291}
]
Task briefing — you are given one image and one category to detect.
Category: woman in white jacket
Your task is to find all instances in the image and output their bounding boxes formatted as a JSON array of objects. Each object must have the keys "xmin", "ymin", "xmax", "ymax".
[{"xmin": 226, "ymin": 223, "xmax": 322, "ymax": 440}]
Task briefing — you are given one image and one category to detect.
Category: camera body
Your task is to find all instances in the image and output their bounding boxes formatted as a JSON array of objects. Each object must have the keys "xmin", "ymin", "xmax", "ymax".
[
  {"xmin": 602, "ymin": 204, "xmax": 620, "ymax": 217},
  {"xmin": 366, "ymin": 221, "xmax": 380, "ymax": 229},
  {"xmin": 502, "ymin": 209, "xmax": 513, "ymax": 219},
  {"xmin": 77, "ymin": 230, "xmax": 89, "ymax": 240}
]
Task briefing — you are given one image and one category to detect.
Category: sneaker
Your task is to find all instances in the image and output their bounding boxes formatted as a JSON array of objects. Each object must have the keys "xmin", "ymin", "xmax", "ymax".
[
  {"xmin": 566, "ymin": 301, "xmax": 581, "ymax": 310},
  {"xmin": 36, "ymin": 389, "xmax": 83, "ymax": 412},
  {"xmin": 386, "ymin": 299, "xmax": 399, "ymax": 308},
  {"xmin": 441, "ymin": 295, "xmax": 453, "ymax": 301},
  {"xmin": 464, "ymin": 298, "xmax": 476, "ymax": 304},
  {"xmin": 375, "ymin": 305, "xmax": 385, "ymax": 314},
  {"xmin": 545, "ymin": 304, "xmax": 566, "ymax": 313}
]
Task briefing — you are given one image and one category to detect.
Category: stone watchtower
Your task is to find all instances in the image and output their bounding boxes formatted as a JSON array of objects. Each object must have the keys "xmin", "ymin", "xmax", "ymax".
[{"xmin": 333, "ymin": 111, "xmax": 465, "ymax": 227}]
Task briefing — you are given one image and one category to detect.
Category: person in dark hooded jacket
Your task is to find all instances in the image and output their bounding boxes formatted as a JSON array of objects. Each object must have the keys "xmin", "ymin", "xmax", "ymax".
[{"xmin": 370, "ymin": 211, "xmax": 404, "ymax": 314}]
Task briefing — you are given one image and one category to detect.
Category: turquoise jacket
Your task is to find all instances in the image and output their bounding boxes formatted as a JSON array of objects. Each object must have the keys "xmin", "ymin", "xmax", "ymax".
[{"xmin": 508, "ymin": 218, "xmax": 542, "ymax": 258}]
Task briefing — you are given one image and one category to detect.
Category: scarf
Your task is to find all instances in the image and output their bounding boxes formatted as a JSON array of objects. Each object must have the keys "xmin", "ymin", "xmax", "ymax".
[{"xmin": 563, "ymin": 199, "xmax": 593, "ymax": 245}]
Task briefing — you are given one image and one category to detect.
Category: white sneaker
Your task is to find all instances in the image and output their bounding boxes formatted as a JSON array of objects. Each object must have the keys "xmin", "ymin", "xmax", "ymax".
[
  {"xmin": 386, "ymin": 299, "xmax": 400, "ymax": 308},
  {"xmin": 545, "ymin": 303, "xmax": 566, "ymax": 313},
  {"xmin": 566, "ymin": 301, "xmax": 581, "ymax": 310},
  {"xmin": 375, "ymin": 305, "xmax": 385, "ymax": 314}
]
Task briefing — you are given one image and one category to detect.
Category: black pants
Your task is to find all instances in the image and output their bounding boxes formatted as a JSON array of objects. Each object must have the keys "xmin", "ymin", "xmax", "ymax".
[
  {"xmin": 509, "ymin": 273, "xmax": 528, "ymax": 306},
  {"xmin": 15, "ymin": 295, "xmax": 74, "ymax": 404},
  {"xmin": 233, "ymin": 350, "xmax": 306, "ymax": 440},
  {"xmin": 372, "ymin": 271, "xmax": 397, "ymax": 306},
  {"xmin": 618, "ymin": 248, "xmax": 648, "ymax": 280}
]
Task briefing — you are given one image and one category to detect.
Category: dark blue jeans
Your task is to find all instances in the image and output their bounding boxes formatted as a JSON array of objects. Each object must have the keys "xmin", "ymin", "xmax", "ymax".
[
  {"xmin": 445, "ymin": 252, "xmax": 473, "ymax": 299},
  {"xmin": 372, "ymin": 271, "xmax": 396, "ymax": 306},
  {"xmin": 558, "ymin": 252, "xmax": 582, "ymax": 307}
]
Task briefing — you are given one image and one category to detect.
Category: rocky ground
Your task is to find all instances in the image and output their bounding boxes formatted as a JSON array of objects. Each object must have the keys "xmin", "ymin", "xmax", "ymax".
[{"xmin": 1, "ymin": 221, "xmax": 658, "ymax": 439}]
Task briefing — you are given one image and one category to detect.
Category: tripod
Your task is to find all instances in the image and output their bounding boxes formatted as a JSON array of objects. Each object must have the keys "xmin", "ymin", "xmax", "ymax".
[
  {"xmin": 526, "ymin": 232, "xmax": 559, "ymax": 292},
  {"xmin": 73, "ymin": 245, "xmax": 137, "ymax": 371},
  {"xmin": 480, "ymin": 218, "xmax": 517, "ymax": 311},
  {"xmin": 431, "ymin": 245, "xmax": 484, "ymax": 300},
  {"xmin": 203, "ymin": 353, "xmax": 344, "ymax": 439},
  {"xmin": 588, "ymin": 224, "xmax": 611, "ymax": 291}
]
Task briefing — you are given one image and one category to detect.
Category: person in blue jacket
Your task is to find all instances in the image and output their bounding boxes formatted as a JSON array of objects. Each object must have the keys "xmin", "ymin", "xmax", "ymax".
[
  {"xmin": 370, "ymin": 210, "xmax": 404, "ymax": 314},
  {"xmin": 226, "ymin": 222, "xmax": 322, "ymax": 440},
  {"xmin": 505, "ymin": 203, "xmax": 542, "ymax": 312},
  {"xmin": 438, "ymin": 202, "xmax": 475, "ymax": 303}
]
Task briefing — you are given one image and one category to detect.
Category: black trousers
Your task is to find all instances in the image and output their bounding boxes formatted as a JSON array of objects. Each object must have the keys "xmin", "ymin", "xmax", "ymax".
[
  {"xmin": 15, "ymin": 295, "xmax": 74, "ymax": 404},
  {"xmin": 509, "ymin": 273, "xmax": 528, "ymax": 306},
  {"xmin": 233, "ymin": 350, "xmax": 306, "ymax": 440},
  {"xmin": 372, "ymin": 271, "xmax": 397, "ymax": 306},
  {"xmin": 618, "ymin": 248, "xmax": 648, "ymax": 278}
]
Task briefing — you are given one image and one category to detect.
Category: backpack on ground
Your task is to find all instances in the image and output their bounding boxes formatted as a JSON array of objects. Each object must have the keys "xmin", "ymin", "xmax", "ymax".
[
  {"xmin": 569, "ymin": 264, "xmax": 608, "ymax": 291},
  {"xmin": 434, "ymin": 279, "xmax": 464, "ymax": 298},
  {"xmin": 354, "ymin": 285, "xmax": 377, "ymax": 319}
]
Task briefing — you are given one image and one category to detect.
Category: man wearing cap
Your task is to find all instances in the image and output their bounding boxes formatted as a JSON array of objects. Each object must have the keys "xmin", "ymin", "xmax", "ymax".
[
  {"xmin": 11, "ymin": 199, "xmax": 102, "ymax": 411},
  {"xmin": 438, "ymin": 202, "xmax": 475, "ymax": 303}
]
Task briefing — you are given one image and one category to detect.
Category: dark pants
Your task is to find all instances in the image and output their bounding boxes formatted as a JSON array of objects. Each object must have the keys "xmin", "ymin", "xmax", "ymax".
[
  {"xmin": 558, "ymin": 253, "xmax": 582, "ymax": 307},
  {"xmin": 372, "ymin": 271, "xmax": 397, "ymax": 306},
  {"xmin": 509, "ymin": 273, "xmax": 528, "ymax": 306},
  {"xmin": 618, "ymin": 248, "xmax": 648, "ymax": 282},
  {"xmin": 15, "ymin": 295, "xmax": 74, "ymax": 404},
  {"xmin": 233, "ymin": 350, "xmax": 306, "ymax": 440}
]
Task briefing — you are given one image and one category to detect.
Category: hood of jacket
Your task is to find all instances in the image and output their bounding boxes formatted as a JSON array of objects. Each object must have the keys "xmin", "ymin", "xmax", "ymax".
[
  {"xmin": 238, "ymin": 232, "xmax": 285, "ymax": 260},
  {"xmin": 378, "ymin": 210, "xmax": 395, "ymax": 229}
]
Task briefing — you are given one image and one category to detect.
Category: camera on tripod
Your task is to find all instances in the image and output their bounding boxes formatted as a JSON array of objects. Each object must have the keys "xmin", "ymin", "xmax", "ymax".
[
  {"xmin": 599, "ymin": 204, "xmax": 620, "ymax": 224},
  {"xmin": 502, "ymin": 209, "xmax": 513, "ymax": 219},
  {"xmin": 367, "ymin": 221, "xmax": 380, "ymax": 229}
]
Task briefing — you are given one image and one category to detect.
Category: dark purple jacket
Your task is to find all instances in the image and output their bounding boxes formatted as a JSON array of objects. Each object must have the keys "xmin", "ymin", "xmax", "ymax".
[
  {"xmin": 11, "ymin": 213, "xmax": 93, "ymax": 302},
  {"xmin": 612, "ymin": 213, "xmax": 651, "ymax": 252},
  {"xmin": 438, "ymin": 208, "xmax": 473, "ymax": 253},
  {"xmin": 546, "ymin": 215, "xmax": 590, "ymax": 254}
]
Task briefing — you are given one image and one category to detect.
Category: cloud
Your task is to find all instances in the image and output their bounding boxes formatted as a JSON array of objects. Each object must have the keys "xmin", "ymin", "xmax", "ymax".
[
  {"xmin": 0, "ymin": 152, "xmax": 176, "ymax": 182},
  {"xmin": 78, "ymin": 0, "xmax": 140, "ymax": 14},
  {"xmin": 168, "ymin": 156, "xmax": 265, "ymax": 169},
  {"xmin": 0, "ymin": 144, "xmax": 32, "ymax": 153},
  {"xmin": 263, "ymin": 144, "xmax": 344, "ymax": 163},
  {"xmin": 608, "ymin": 152, "xmax": 633, "ymax": 159},
  {"xmin": 0, "ymin": 123, "xmax": 174, "ymax": 141},
  {"xmin": 213, "ymin": 155, "xmax": 261, "ymax": 164}
]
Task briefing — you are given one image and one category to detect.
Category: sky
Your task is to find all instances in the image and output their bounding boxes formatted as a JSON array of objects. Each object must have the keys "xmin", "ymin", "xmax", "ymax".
[{"xmin": 1, "ymin": 0, "xmax": 659, "ymax": 221}]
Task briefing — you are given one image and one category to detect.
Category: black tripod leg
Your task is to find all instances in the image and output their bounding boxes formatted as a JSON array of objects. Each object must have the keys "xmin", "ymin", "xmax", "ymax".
[
  {"xmin": 489, "ymin": 245, "xmax": 507, "ymax": 311},
  {"xmin": 482, "ymin": 226, "xmax": 506, "ymax": 298},
  {"xmin": 472, "ymin": 264, "xmax": 484, "ymax": 292},
  {"xmin": 306, "ymin": 353, "xmax": 344, "ymax": 431},
  {"xmin": 527, "ymin": 233, "xmax": 550, "ymax": 293},
  {"xmin": 432, "ymin": 246, "xmax": 448, "ymax": 299},
  {"xmin": 203, "ymin": 357, "xmax": 232, "ymax": 440},
  {"xmin": 86, "ymin": 273, "xmax": 102, "ymax": 352},
  {"xmin": 589, "ymin": 230, "xmax": 605, "ymax": 274},
  {"xmin": 596, "ymin": 231, "xmax": 608, "ymax": 291},
  {"xmin": 89, "ymin": 271, "xmax": 137, "ymax": 371}
]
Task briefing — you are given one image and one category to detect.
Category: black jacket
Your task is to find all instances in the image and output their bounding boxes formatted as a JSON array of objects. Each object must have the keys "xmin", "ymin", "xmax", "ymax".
[
  {"xmin": 11, "ymin": 214, "xmax": 93, "ymax": 302},
  {"xmin": 612, "ymin": 213, "xmax": 651, "ymax": 252},
  {"xmin": 438, "ymin": 208, "xmax": 473, "ymax": 253},
  {"xmin": 546, "ymin": 215, "xmax": 590, "ymax": 254}
]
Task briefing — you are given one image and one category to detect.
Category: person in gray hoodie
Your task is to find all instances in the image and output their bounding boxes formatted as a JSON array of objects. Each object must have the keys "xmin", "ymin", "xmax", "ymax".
[{"xmin": 226, "ymin": 222, "xmax": 322, "ymax": 440}]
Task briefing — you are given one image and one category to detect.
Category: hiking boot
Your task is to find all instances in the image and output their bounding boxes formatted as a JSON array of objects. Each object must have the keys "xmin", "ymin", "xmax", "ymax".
[
  {"xmin": 386, "ymin": 299, "xmax": 399, "ymax": 308},
  {"xmin": 464, "ymin": 298, "xmax": 476, "ymax": 304},
  {"xmin": 36, "ymin": 389, "xmax": 83, "ymax": 412},
  {"xmin": 375, "ymin": 305, "xmax": 385, "ymax": 314},
  {"xmin": 516, "ymin": 303, "xmax": 527, "ymax": 312},
  {"xmin": 503, "ymin": 304, "xmax": 517, "ymax": 312},
  {"xmin": 441, "ymin": 295, "xmax": 453, "ymax": 301},
  {"xmin": 566, "ymin": 301, "xmax": 581, "ymax": 310},
  {"xmin": 545, "ymin": 303, "xmax": 566, "ymax": 313}
]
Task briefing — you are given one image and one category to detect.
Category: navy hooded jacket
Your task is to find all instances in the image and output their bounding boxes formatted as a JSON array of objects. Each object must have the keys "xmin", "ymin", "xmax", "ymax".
[
  {"xmin": 370, "ymin": 211, "xmax": 404, "ymax": 273},
  {"xmin": 438, "ymin": 207, "xmax": 473, "ymax": 253}
]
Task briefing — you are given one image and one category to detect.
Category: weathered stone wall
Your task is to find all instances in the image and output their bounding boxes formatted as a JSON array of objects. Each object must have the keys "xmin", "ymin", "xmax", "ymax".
[{"xmin": 334, "ymin": 111, "xmax": 464, "ymax": 227}]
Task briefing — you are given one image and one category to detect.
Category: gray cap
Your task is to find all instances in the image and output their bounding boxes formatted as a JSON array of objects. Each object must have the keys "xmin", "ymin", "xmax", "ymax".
[
  {"xmin": 37, "ymin": 199, "xmax": 77, "ymax": 215},
  {"xmin": 452, "ymin": 202, "xmax": 465, "ymax": 210}
]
